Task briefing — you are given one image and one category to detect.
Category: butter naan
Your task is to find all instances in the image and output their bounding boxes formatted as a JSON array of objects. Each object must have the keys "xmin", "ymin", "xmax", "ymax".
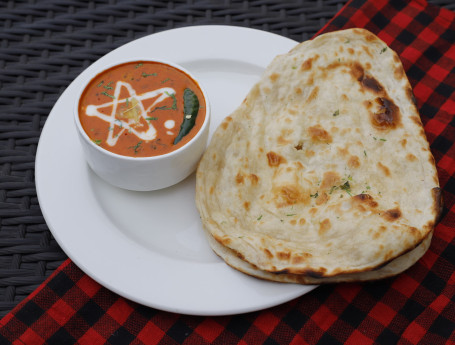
[{"xmin": 195, "ymin": 28, "xmax": 442, "ymax": 283}]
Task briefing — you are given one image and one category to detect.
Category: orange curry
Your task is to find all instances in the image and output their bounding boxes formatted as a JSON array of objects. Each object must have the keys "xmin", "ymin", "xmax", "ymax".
[{"xmin": 78, "ymin": 61, "xmax": 206, "ymax": 157}]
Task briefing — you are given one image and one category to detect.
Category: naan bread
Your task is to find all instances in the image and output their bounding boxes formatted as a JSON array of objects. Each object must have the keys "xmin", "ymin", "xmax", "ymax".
[
  {"xmin": 204, "ymin": 227, "xmax": 433, "ymax": 283},
  {"xmin": 195, "ymin": 28, "xmax": 442, "ymax": 283}
]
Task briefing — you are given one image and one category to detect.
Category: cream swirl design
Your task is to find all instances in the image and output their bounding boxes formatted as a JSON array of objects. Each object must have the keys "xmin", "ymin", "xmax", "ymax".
[{"xmin": 85, "ymin": 81, "xmax": 175, "ymax": 146}]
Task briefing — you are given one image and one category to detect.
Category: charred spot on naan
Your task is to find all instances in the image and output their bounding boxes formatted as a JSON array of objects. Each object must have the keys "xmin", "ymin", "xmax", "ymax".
[
  {"xmin": 301, "ymin": 55, "xmax": 319, "ymax": 71},
  {"xmin": 352, "ymin": 193, "xmax": 378, "ymax": 208},
  {"xmin": 273, "ymin": 184, "xmax": 310, "ymax": 207},
  {"xmin": 407, "ymin": 87, "xmax": 418, "ymax": 107},
  {"xmin": 319, "ymin": 218, "xmax": 332, "ymax": 235},
  {"xmin": 269, "ymin": 73, "xmax": 280, "ymax": 82},
  {"xmin": 371, "ymin": 97, "xmax": 401, "ymax": 130},
  {"xmin": 361, "ymin": 75, "xmax": 384, "ymax": 93},
  {"xmin": 320, "ymin": 171, "xmax": 342, "ymax": 189},
  {"xmin": 348, "ymin": 155, "xmax": 361, "ymax": 169},
  {"xmin": 406, "ymin": 153, "xmax": 418, "ymax": 162},
  {"xmin": 249, "ymin": 174, "xmax": 259, "ymax": 185},
  {"xmin": 383, "ymin": 208, "xmax": 402, "ymax": 222},
  {"xmin": 377, "ymin": 162, "xmax": 391, "ymax": 176},
  {"xmin": 235, "ymin": 172, "xmax": 244, "ymax": 184},
  {"xmin": 263, "ymin": 248, "xmax": 274, "ymax": 259},
  {"xmin": 431, "ymin": 187, "xmax": 444, "ymax": 222},
  {"xmin": 277, "ymin": 251, "xmax": 291, "ymax": 261},
  {"xmin": 394, "ymin": 65, "xmax": 405, "ymax": 80},
  {"xmin": 275, "ymin": 267, "xmax": 327, "ymax": 278},
  {"xmin": 267, "ymin": 151, "xmax": 287, "ymax": 167},
  {"xmin": 220, "ymin": 116, "xmax": 233, "ymax": 130},
  {"xmin": 308, "ymin": 125, "xmax": 332, "ymax": 143},
  {"xmin": 353, "ymin": 28, "xmax": 378, "ymax": 42},
  {"xmin": 213, "ymin": 233, "xmax": 232, "ymax": 247},
  {"xmin": 361, "ymin": 45, "xmax": 374, "ymax": 58},
  {"xmin": 294, "ymin": 141, "xmax": 304, "ymax": 151},
  {"xmin": 291, "ymin": 252, "xmax": 313, "ymax": 264},
  {"xmin": 315, "ymin": 192, "xmax": 329, "ymax": 205},
  {"xmin": 306, "ymin": 86, "xmax": 319, "ymax": 103}
]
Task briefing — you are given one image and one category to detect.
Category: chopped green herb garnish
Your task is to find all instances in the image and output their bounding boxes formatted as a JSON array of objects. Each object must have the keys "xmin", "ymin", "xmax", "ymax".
[
  {"xmin": 103, "ymin": 81, "xmax": 113, "ymax": 90},
  {"xmin": 310, "ymin": 192, "xmax": 319, "ymax": 198},
  {"xmin": 364, "ymin": 150, "xmax": 367, "ymax": 157},
  {"xmin": 135, "ymin": 63, "xmax": 143, "ymax": 69},
  {"xmin": 345, "ymin": 39, "xmax": 350, "ymax": 43},
  {"xmin": 129, "ymin": 141, "xmax": 143, "ymax": 154},
  {"xmin": 150, "ymin": 92, "xmax": 177, "ymax": 113},
  {"xmin": 92, "ymin": 139, "xmax": 102, "ymax": 145},
  {"xmin": 340, "ymin": 181, "xmax": 352, "ymax": 195},
  {"xmin": 379, "ymin": 138, "xmax": 387, "ymax": 141},
  {"xmin": 166, "ymin": 92, "xmax": 177, "ymax": 109},
  {"xmin": 361, "ymin": 184, "xmax": 371, "ymax": 194},
  {"xmin": 292, "ymin": 66, "xmax": 297, "ymax": 69},
  {"xmin": 329, "ymin": 185, "xmax": 338, "ymax": 194},
  {"xmin": 380, "ymin": 47, "xmax": 387, "ymax": 54},
  {"xmin": 333, "ymin": 109, "xmax": 340, "ymax": 116},
  {"xmin": 125, "ymin": 98, "xmax": 129, "ymax": 107},
  {"xmin": 161, "ymin": 78, "xmax": 170, "ymax": 84},
  {"xmin": 97, "ymin": 81, "xmax": 104, "ymax": 87},
  {"xmin": 101, "ymin": 91, "xmax": 115, "ymax": 99},
  {"xmin": 146, "ymin": 117, "xmax": 158, "ymax": 121},
  {"xmin": 257, "ymin": 215, "xmax": 263, "ymax": 221},
  {"xmin": 286, "ymin": 214, "xmax": 296, "ymax": 217},
  {"xmin": 142, "ymin": 72, "xmax": 157, "ymax": 77}
]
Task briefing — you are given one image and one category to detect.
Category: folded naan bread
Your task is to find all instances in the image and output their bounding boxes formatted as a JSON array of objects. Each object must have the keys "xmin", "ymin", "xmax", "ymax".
[{"xmin": 195, "ymin": 28, "xmax": 442, "ymax": 283}]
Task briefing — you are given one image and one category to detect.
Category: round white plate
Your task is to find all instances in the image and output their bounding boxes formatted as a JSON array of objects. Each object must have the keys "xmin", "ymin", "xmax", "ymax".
[{"xmin": 35, "ymin": 25, "xmax": 316, "ymax": 316}]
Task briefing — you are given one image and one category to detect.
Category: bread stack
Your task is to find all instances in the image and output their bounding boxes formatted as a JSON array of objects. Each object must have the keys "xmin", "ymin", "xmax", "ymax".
[{"xmin": 195, "ymin": 29, "xmax": 442, "ymax": 284}]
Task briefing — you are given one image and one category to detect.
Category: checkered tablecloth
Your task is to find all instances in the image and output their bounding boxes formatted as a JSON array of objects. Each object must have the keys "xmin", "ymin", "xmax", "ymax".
[{"xmin": 1, "ymin": 0, "xmax": 454, "ymax": 344}]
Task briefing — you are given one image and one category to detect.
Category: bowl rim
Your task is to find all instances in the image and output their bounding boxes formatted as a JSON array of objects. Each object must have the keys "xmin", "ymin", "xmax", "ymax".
[{"xmin": 73, "ymin": 57, "xmax": 211, "ymax": 161}]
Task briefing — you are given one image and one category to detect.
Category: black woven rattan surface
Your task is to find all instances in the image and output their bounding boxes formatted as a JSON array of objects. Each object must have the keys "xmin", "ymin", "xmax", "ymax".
[{"xmin": 0, "ymin": 0, "xmax": 452, "ymax": 318}]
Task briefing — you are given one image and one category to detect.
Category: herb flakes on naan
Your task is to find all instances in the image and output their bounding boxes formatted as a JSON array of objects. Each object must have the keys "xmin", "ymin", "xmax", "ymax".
[{"xmin": 195, "ymin": 28, "xmax": 442, "ymax": 284}]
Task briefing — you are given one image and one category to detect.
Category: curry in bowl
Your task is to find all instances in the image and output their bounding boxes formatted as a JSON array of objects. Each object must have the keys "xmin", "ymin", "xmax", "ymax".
[{"xmin": 78, "ymin": 60, "xmax": 206, "ymax": 157}]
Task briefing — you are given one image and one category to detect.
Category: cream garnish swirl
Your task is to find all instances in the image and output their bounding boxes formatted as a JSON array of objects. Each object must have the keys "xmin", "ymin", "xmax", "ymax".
[{"xmin": 85, "ymin": 81, "xmax": 175, "ymax": 146}]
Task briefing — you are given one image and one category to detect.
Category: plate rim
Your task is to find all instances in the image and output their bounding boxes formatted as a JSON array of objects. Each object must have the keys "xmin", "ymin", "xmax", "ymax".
[{"xmin": 35, "ymin": 25, "xmax": 317, "ymax": 316}]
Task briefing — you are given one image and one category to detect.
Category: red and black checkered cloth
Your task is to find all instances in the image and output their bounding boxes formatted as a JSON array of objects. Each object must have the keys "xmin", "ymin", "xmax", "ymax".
[{"xmin": 1, "ymin": 0, "xmax": 454, "ymax": 344}]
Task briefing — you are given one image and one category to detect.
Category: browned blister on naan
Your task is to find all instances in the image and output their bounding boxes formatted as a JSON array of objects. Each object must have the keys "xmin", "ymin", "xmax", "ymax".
[{"xmin": 195, "ymin": 28, "xmax": 442, "ymax": 283}]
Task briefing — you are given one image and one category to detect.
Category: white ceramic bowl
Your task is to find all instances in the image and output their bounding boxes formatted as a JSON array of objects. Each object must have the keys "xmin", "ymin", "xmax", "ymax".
[{"xmin": 74, "ymin": 58, "xmax": 210, "ymax": 191}]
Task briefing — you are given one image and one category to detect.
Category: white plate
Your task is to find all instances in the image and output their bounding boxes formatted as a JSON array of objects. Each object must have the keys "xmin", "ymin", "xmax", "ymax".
[{"xmin": 35, "ymin": 25, "xmax": 316, "ymax": 316}]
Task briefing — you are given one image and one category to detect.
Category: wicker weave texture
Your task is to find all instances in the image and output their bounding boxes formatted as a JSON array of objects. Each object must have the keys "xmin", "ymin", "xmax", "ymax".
[{"xmin": 0, "ymin": 0, "xmax": 452, "ymax": 318}]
